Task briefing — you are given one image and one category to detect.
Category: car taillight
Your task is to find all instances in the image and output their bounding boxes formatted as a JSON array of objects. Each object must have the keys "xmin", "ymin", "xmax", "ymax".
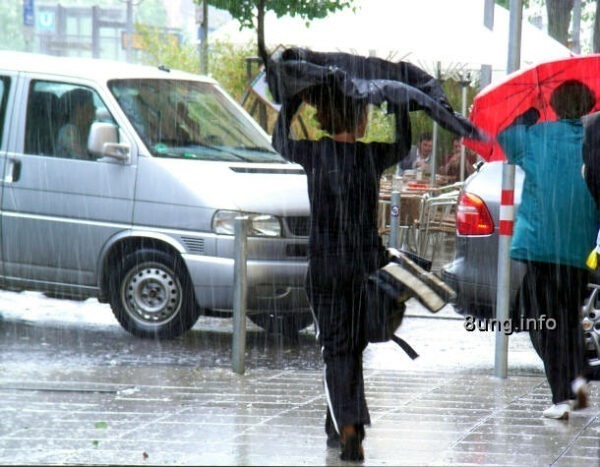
[{"xmin": 456, "ymin": 192, "xmax": 495, "ymax": 235}]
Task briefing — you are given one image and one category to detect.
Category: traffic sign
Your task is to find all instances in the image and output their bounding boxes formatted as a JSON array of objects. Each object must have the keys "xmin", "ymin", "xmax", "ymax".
[
  {"xmin": 38, "ymin": 11, "xmax": 56, "ymax": 31},
  {"xmin": 23, "ymin": 0, "xmax": 34, "ymax": 27}
]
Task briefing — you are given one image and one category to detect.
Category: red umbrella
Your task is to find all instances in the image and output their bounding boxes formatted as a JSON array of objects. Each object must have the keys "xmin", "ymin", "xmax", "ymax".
[{"xmin": 465, "ymin": 54, "xmax": 600, "ymax": 161}]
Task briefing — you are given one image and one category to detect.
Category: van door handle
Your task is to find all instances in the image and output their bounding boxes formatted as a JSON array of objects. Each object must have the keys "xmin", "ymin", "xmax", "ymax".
[{"xmin": 5, "ymin": 159, "xmax": 21, "ymax": 183}]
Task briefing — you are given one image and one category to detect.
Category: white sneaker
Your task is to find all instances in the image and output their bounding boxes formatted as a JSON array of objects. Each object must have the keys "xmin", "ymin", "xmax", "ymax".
[
  {"xmin": 571, "ymin": 377, "xmax": 589, "ymax": 410},
  {"xmin": 543, "ymin": 402, "xmax": 571, "ymax": 420}
]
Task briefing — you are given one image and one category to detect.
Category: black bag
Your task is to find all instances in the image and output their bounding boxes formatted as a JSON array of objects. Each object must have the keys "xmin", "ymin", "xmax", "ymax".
[{"xmin": 364, "ymin": 248, "xmax": 457, "ymax": 360}]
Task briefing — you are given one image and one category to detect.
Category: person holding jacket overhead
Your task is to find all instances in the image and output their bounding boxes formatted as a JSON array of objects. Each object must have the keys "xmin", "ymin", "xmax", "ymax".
[
  {"xmin": 273, "ymin": 85, "xmax": 406, "ymax": 461},
  {"xmin": 265, "ymin": 46, "xmax": 482, "ymax": 462}
]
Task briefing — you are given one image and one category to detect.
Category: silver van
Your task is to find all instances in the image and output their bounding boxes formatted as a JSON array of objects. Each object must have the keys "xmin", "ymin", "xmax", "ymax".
[{"xmin": 0, "ymin": 51, "xmax": 312, "ymax": 339}]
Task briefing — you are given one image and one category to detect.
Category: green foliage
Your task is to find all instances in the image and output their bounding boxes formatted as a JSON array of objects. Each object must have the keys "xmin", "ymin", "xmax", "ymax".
[
  {"xmin": 135, "ymin": 24, "xmax": 200, "ymax": 73},
  {"xmin": 365, "ymin": 104, "xmax": 396, "ymax": 143},
  {"xmin": 435, "ymin": 78, "xmax": 478, "ymax": 150},
  {"xmin": 367, "ymin": 79, "xmax": 476, "ymax": 152},
  {"xmin": 208, "ymin": 40, "xmax": 256, "ymax": 102},
  {"xmin": 134, "ymin": 25, "xmax": 254, "ymax": 103},
  {"xmin": 201, "ymin": 1, "xmax": 353, "ymax": 28}
]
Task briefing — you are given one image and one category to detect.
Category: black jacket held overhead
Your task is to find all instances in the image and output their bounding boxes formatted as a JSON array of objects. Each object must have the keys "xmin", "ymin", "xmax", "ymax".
[{"xmin": 264, "ymin": 47, "xmax": 483, "ymax": 143}]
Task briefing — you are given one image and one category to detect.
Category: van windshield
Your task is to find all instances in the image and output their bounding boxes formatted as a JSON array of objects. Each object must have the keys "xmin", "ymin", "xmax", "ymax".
[{"xmin": 108, "ymin": 79, "xmax": 284, "ymax": 162}]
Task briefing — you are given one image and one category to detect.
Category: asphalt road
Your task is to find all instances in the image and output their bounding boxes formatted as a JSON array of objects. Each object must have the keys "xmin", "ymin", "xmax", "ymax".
[{"xmin": 0, "ymin": 288, "xmax": 544, "ymax": 376}]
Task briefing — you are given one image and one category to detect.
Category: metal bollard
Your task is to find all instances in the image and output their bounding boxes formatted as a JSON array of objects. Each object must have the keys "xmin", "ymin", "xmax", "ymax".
[
  {"xmin": 232, "ymin": 216, "xmax": 249, "ymax": 375},
  {"xmin": 494, "ymin": 163, "xmax": 515, "ymax": 378},
  {"xmin": 389, "ymin": 175, "xmax": 403, "ymax": 249}
]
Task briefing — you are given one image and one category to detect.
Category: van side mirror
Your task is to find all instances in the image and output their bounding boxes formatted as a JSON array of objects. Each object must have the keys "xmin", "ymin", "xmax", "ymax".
[{"xmin": 88, "ymin": 122, "xmax": 130, "ymax": 161}]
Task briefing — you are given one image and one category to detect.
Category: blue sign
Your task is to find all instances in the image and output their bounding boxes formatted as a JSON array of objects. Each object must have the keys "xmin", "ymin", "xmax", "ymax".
[
  {"xmin": 37, "ymin": 11, "xmax": 55, "ymax": 31},
  {"xmin": 23, "ymin": 0, "xmax": 34, "ymax": 27}
]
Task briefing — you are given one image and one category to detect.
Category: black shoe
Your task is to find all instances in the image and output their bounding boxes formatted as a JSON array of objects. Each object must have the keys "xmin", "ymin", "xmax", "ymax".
[
  {"xmin": 340, "ymin": 432, "xmax": 364, "ymax": 462},
  {"xmin": 340, "ymin": 425, "xmax": 365, "ymax": 462},
  {"xmin": 327, "ymin": 431, "xmax": 340, "ymax": 448}
]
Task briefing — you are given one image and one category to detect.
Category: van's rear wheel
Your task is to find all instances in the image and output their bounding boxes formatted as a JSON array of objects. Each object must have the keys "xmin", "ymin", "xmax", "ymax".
[{"xmin": 109, "ymin": 249, "xmax": 199, "ymax": 339}]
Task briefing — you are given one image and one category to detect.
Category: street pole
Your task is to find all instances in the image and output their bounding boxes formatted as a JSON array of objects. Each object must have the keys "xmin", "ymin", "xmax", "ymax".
[
  {"xmin": 390, "ymin": 177, "xmax": 401, "ymax": 249},
  {"xmin": 22, "ymin": 0, "xmax": 35, "ymax": 52},
  {"xmin": 459, "ymin": 74, "xmax": 470, "ymax": 181},
  {"xmin": 199, "ymin": 0, "xmax": 208, "ymax": 75},
  {"xmin": 232, "ymin": 216, "xmax": 249, "ymax": 375},
  {"xmin": 479, "ymin": 0, "xmax": 495, "ymax": 89},
  {"xmin": 430, "ymin": 62, "xmax": 441, "ymax": 188},
  {"xmin": 495, "ymin": 0, "xmax": 522, "ymax": 379},
  {"xmin": 572, "ymin": 0, "xmax": 582, "ymax": 54},
  {"xmin": 125, "ymin": 0, "xmax": 133, "ymax": 62}
]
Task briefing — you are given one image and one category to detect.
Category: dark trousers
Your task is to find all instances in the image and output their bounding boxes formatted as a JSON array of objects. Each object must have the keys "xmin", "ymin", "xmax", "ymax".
[
  {"xmin": 307, "ymin": 259, "xmax": 372, "ymax": 434},
  {"xmin": 520, "ymin": 261, "xmax": 589, "ymax": 404}
]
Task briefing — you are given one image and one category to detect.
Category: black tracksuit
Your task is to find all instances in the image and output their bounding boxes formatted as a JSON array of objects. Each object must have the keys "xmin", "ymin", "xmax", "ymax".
[
  {"xmin": 274, "ymin": 136, "xmax": 403, "ymax": 433},
  {"xmin": 519, "ymin": 262, "xmax": 590, "ymax": 404}
]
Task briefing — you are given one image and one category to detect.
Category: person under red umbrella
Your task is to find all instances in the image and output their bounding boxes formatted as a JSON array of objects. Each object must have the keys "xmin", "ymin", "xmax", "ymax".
[
  {"xmin": 497, "ymin": 80, "xmax": 598, "ymax": 420},
  {"xmin": 465, "ymin": 54, "xmax": 600, "ymax": 161}
]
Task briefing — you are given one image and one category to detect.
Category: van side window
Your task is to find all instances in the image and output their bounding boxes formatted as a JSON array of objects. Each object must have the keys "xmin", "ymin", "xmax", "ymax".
[
  {"xmin": 25, "ymin": 81, "xmax": 115, "ymax": 160},
  {"xmin": 0, "ymin": 77, "xmax": 11, "ymax": 148}
]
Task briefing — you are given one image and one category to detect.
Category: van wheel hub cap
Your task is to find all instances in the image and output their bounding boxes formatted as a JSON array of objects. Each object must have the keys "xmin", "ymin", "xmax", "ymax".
[{"xmin": 123, "ymin": 265, "xmax": 181, "ymax": 324}]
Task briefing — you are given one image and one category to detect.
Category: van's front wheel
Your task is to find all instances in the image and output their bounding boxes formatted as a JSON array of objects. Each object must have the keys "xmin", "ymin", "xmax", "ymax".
[{"xmin": 109, "ymin": 249, "xmax": 199, "ymax": 339}]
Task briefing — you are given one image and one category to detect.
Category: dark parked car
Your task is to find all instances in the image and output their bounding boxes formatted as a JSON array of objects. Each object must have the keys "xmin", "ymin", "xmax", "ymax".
[{"xmin": 442, "ymin": 160, "xmax": 600, "ymax": 372}]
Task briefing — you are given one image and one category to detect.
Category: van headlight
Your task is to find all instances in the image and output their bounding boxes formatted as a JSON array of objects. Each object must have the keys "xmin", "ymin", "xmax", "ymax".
[{"xmin": 212, "ymin": 210, "xmax": 282, "ymax": 237}]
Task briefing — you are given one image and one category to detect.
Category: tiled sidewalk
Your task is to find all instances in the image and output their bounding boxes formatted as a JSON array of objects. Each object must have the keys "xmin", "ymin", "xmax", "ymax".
[
  {"xmin": 0, "ymin": 365, "xmax": 598, "ymax": 466},
  {"xmin": 0, "ymin": 299, "xmax": 598, "ymax": 466}
]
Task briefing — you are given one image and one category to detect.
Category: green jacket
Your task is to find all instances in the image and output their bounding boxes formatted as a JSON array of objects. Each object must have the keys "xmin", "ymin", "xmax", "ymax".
[{"xmin": 497, "ymin": 119, "xmax": 599, "ymax": 268}]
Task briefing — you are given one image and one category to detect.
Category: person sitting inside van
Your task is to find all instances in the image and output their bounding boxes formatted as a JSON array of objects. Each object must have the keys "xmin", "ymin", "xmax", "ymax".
[{"xmin": 56, "ymin": 88, "xmax": 96, "ymax": 159}]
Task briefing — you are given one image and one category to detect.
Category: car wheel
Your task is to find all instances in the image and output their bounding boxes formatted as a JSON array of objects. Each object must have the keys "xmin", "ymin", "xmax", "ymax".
[
  {"xmin": 109, "ymin": 249, "xmax": 199, "ymax": 339},
  {"xmin": 249, "ymin": 312, "xmax": 314, "ymax": 339},
  {"xmin": 582, "ymin": 284, "xmax": 600, "ymax": 370}
]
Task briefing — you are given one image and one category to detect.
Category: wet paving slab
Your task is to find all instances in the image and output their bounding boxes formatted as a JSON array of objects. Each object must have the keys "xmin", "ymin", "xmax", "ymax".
[
  {"xmin": 0, "ymin": 293, "xmax": 598, "ymax": 465},
  {"xmin": 0, "ymin": 367, "xmax": 598, "ymax": 466}
]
